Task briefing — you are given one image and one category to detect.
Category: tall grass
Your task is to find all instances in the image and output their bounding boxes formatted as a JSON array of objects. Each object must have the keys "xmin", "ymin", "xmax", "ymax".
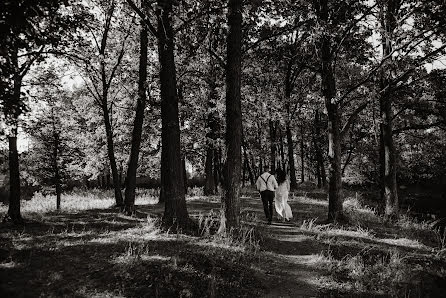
[
  {"xmin": 0, "ymin": 188, "xmax": 158, "ymax": 215},
  {"xmin": 196, "ymin": 210, "xmax": 260, "ymax": 252},
  {"xmin": 317, "ymin": 249, "xmax": 412, "ymax": 296}
]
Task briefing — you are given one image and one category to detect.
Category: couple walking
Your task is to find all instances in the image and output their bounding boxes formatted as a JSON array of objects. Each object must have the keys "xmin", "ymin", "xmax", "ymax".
[{"xmin": 256, "ymin": 168, "xmax": 293, "ymax": 225}]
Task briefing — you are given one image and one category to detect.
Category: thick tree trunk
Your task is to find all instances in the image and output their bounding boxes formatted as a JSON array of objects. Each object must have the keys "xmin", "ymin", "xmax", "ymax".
[
  {"xmin": 379, "ymin": 0, "xmax": 400, "ymax": 219},
  {"xmin": 157, "ymin": 0, "xmax": 188, "ymax": 226},
  {"xmin": 224, "ymin": 0, "xmax": 243, "ymax": 229},
  {"xmin": 102, "ymin": 104, "xmax": 123, "ymax": 207},
  {"xmin": 7, "ymin": 134, "xmax": 22, "ymax": 223},
  {"xmin": 124, "ymin": 23, "xmax": 148, "ymax": 214}
]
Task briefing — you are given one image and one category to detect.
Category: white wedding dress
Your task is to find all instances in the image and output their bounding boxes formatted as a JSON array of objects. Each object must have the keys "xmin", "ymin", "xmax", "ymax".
[{"xmin": 275, "ymin": 180, "xmax": 293, "ymax": 220}]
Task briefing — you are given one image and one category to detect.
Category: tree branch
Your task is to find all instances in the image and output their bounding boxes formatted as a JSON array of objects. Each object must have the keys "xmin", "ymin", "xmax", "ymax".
[
  {"xmin": 393, "ymin": 121, "xmax": 443, "ymax": 135},
  {"xmin": 125, "ymin": 0, "xmax": 159, "ymax": 38},
  {"xmin": 341, "ymin": 100, "xmax": 370, "ymax": 139}
]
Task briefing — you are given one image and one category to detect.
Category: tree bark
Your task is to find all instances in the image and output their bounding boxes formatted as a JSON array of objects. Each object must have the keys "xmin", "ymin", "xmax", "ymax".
[
  {"xmin": 224, "ymin": 0, "xmax": 243, "ymax": 229},
  {"xmin": 124, "ymin": 22, "xmax": 148, "ymax": 214},
  {"xmin": 157, "ymin": 0, "xmax": 189, "ymax": 226}
]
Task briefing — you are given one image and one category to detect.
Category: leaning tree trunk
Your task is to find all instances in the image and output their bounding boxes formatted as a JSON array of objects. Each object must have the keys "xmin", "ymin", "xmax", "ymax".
[
  {"xmin": 157, "ymin": 0, "xmax": 188, "ymax": 226},
  {"xmin": 316, "ymin": 0, "xmax": 343, "ymax": 221},
  {"xmin": 379, "ymin": 0, "xmax": 400, "ymax": 219},
  {"xmin": 124, "ymin": 22, "xmax": 148, "ymax": 215},
  {"xmin": 224, "ymin": 0, "xmax": 243, "ymax": 229},
  {"xmin": 101, "ymin": 103, "xmax": 123, "ymax": 207}
]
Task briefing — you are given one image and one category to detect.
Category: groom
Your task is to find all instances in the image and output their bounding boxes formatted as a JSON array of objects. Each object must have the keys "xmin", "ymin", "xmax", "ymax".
[{"xmin": 256, "ymin": 170, "xmax": 278, "ymax": 225}]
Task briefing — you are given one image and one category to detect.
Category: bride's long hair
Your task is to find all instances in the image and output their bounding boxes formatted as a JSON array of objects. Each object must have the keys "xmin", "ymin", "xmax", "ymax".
[{"xmin": 276, "ymin": 168, "xmax": 286, "ymax": 185}]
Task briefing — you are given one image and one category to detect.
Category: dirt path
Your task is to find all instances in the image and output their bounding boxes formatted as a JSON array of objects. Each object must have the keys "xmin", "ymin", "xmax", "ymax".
[{"xmin": 139, "ymin": 193, "xmax": 327, "ymax": 297}]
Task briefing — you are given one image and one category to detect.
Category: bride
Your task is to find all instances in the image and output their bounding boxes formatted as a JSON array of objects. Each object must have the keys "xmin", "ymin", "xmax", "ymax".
[{"xmin": 274, "ymin": 168, "xmax": 293, "ymax": 221}]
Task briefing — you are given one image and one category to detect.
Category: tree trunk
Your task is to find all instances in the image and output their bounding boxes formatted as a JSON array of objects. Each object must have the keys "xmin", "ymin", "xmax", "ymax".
[
  {"xmin": 157, "ymin": 0, "xmax": 188, "ymax": 226},
  {"xmin": 124, "ymin": 22, "xmax": 148, "ymax": 215},
  {"xmin": 314, "ymin": 110, "xmax": 326, "ymax": 187},
  {"xmin": 279, "ymin": 128, "xmax": 286, "ymax": 171},
  {"xmin": 269, "ymin": 120, "xmax": 277, "ymax": 173},
  {"xmin": 204, "ymin": 58, "xmax": 219, "ymax": 195},
  {"xmin": 300, "ymin": 126, "xmax": 305, "ymax": 183},
  {"xmin": 213, "ymin": 148, "xmax": 220, "ymax": 193},
  {"xmin": 224, "ymin": 0, "xmax": 243, "ymax": 229},
  {"xmin": 286, "ymin": 124, "xmax": 298, "ymax": 190},
  {"xmin": 322, "ymin": 51, "xmax": 343, "ymax": 221},
  {"xmin": 379, "ymin": 0, "xmax": 400, "ymax": 219},
  {"xmin": 314, "ymin": 0, "xmax": 343, "ymax": 221},
  {"xmin": 52, "ymin": 125, "xmax": 61, "ymax": 210},
  {"xmin": 204, "ymin": 148, "xmax": 215, "ymax": 195},
  {"xmin": 243, "ymin": 145, "xmax": 255, "ymax": 185},
  {"xmin": 6, "ymin": 51, "xmax": 23, "ymax": 223},
  {"xmin": 183, "ymin": 156, "xmax": 188, "ymax": 195},
  {"xmin": 7, "ymin": 134, "xmax": 22, "ymax": 223},
  {"xmin": 380, "ymin": 95, "xmax": 398, "ymax": 218},
  {"xmin": 102, "ymin": 105, "xmax": 123, "ymax": 207}
]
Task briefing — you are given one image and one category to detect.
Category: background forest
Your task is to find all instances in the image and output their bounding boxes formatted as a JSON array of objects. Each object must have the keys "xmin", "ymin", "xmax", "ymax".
[{"xmin": 2, "ymin": 0, "xmax": 446, "ymax": 224}]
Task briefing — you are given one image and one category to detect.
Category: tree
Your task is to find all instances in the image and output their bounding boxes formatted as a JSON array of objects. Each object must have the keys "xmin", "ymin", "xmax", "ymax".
[
  {"xmin": 26, "ymin": 88, "xmax": 84, "ymax": 210},
  {"xmin": 126, "ymin": 0, "xmax": 189, "ymax": 226},
  {"xmin": 0, "ymin": 0, "xmax": 84, "ymax": 223},
  {"xmin": 124, "ymin": 9, "xmax": 149, "ymax": 214},
  {"xmin": 223, "ymin": 0, "xmax": 243, "ymax": 229},
  {"xmin": 69, "ymin": 0, "xmax": 136, "ymax": 208}
]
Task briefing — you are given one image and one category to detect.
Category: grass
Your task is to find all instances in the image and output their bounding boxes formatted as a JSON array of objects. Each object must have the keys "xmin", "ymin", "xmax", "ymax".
[
  {"xmin": 0, "ymin": 188, "xmax": 268, "ymax": 298},
  {"xmin": 1, "ymin": 187, "xmax": 446, "ymax": 297}
]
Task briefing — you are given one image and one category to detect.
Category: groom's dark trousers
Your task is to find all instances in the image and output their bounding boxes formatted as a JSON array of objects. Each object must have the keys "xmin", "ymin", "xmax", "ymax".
[{"xmin": 260, "ymin": 190, "xmax": 274, "ymax": 223}]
